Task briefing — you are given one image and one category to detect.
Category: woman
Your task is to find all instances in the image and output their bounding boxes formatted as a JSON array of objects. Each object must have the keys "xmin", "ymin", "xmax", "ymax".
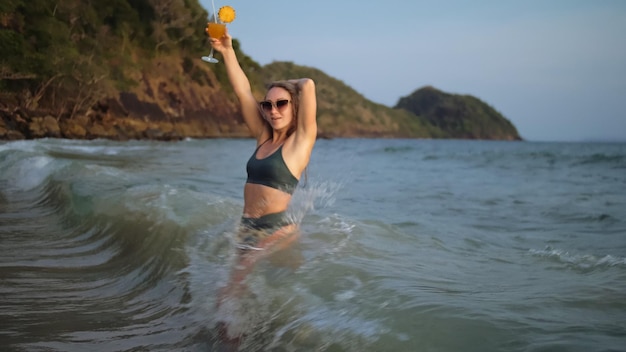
[{"xmin": 209, "ymin": 30, "xmax": 317, "ymax": 294}]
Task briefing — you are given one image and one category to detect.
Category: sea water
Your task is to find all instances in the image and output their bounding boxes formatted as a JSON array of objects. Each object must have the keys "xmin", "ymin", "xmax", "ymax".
[{"xmin": 1, "ymin": 138, "xmax": 625, "ymax": 351}]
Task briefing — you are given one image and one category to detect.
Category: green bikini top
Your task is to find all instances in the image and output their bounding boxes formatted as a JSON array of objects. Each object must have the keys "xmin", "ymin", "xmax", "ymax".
[{"xmin": 246, "ymin": 141, "xmax": 299, "ymax": 194}]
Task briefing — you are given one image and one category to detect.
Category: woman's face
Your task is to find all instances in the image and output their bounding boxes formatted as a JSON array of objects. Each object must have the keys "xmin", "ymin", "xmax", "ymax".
[{"xmin": 263, "ymin": 87, "xmax": 294, "ymax": 131}]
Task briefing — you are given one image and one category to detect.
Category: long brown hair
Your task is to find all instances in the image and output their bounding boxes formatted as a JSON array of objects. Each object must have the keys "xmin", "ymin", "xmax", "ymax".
[{"xmin": 263, "ymin": 81, "xmax": 308, "ymax": 185}]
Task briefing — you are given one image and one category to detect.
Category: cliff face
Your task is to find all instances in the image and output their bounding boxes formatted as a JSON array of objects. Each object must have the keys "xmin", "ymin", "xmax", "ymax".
[
  {"xmin": 0, "ymin": 56, "xmax": 250, "ymax": 141},
  {"xmin": 111, "ymin": 56, "xmax": 249, "ymax": 139}
]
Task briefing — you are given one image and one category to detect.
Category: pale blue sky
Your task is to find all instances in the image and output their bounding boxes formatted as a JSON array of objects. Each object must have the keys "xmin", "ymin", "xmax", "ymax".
[{"xmin": 200, "ymin": 0, "xmax": 626, "ymax": 141}]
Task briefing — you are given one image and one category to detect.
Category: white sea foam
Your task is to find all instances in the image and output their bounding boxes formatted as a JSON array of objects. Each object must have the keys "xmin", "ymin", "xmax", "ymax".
[
  {"xmin": 529, "ymin": 247, "xmax": 626, "ymax": 269},
  {"xmin": 10, "ymin": 156, "xmax": 59, "ymax": 191}
]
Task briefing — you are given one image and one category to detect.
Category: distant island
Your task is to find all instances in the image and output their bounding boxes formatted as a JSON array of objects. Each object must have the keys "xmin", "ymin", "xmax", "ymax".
[
  {"xmin": 0, "ymin": 1, "xmax": 521, "ymax": 141},
  {"xmin": 395, "ymin": 86, "xmax": 521, "ymax": 141}
]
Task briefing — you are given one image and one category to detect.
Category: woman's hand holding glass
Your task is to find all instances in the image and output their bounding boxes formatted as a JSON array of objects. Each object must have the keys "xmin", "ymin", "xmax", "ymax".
[{"xmin": 208, "ymin": 28, "xmax": 232, "ymax": 56}]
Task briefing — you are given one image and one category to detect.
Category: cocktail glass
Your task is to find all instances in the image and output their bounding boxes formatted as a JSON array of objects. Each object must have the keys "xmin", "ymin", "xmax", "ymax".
[{"xmin": 202, "ymin": 14, "xmax": 225, "ymax": 64}]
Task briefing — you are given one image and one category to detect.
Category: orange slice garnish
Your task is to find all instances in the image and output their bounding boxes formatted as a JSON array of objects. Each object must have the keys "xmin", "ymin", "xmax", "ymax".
[{"xmin": 218, "ymin": 6, "xmax": 236, "ymax": 23}]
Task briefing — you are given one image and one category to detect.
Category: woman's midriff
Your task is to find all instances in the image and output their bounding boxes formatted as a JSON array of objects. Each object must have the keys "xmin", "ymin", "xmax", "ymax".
[{"xmin": 243, "ymin": 183, "xmax": 292, "ymax": 218}]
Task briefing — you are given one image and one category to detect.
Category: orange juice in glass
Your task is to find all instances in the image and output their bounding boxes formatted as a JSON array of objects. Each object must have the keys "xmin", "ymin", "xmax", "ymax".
[
  {"xmin": 202, "ymin": 18, "xmax": 224, "ymax": 63},
  {"xmin": 207, "ymin": 22, "xmax": 226, "ymax": 39}
]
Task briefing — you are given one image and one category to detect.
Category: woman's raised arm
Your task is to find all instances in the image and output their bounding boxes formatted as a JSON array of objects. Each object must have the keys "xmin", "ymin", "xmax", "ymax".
[
  {"xmin": 292, "ymin": 78, "xmax": 317, "ymax": 144},
  {"xmin": 210, "ymin": 30, "xmax": 267, "ymax": 139}
]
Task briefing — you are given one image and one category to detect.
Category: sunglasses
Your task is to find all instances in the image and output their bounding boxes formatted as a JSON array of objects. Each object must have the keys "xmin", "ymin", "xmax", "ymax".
[{"xmin": 260, "ymin": 99, "xmax": 290, "ymax": 112}]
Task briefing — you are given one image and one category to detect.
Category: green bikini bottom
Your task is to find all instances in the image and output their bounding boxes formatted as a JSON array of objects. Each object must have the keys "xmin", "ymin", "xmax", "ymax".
[{"xmin": 237, "ymin": 211, "xmax": 294, "ymax": 249}]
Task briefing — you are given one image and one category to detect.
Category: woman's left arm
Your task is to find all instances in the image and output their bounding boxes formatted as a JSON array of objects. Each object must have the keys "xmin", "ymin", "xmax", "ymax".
[
  {"xmin": 293, "ymin": 78, "xmax": 317, "ymax": 143},
  {"xmin": 284, "ymin": 78, "xmax": 317, "ymax": 175}
]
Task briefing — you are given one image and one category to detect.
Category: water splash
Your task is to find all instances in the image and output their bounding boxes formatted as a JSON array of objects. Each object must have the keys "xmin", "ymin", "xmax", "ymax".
[{"xmin": 288, "ymin": 179, "xmax": 343, "ymax": 223}]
